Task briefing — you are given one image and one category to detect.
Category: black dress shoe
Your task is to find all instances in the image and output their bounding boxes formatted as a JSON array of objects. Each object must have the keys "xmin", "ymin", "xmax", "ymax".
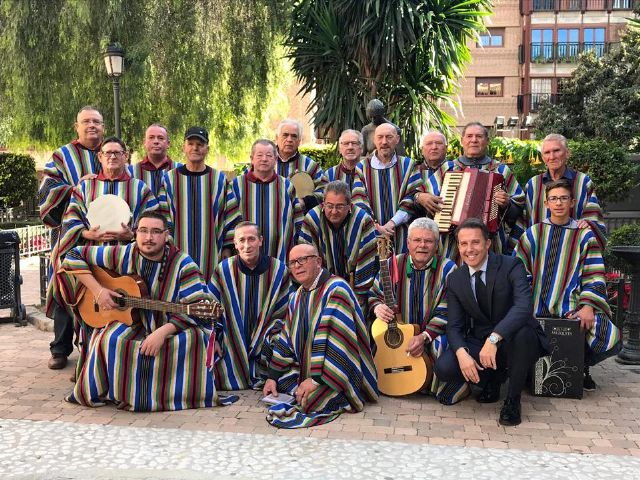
[
  {"xmin": 476, "ymin": 380, "xmax": 501, "ymax": 403},
  {"xmin": 48, "ymin": 354, "xmax": 67, "ymax": 370},
  {"xmin": 499, "ymin": 396, "xmax": 522, "ymax": 426}
]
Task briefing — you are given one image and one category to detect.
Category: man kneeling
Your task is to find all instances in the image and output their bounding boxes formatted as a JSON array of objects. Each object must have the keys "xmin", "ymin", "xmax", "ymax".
[
  {"xmin": 262, "ymin": 244, "xmax": 378, "ymax": 428},
  {"xmin": 62, "ymin": 211, "xmax": 233, "ymax": 411}
]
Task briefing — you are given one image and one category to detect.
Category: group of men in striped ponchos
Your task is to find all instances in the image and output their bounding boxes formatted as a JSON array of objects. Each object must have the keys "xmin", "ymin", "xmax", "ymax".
[{"xmin": 38, "ymin": 104, "xmax": 620, "ymax": 428}]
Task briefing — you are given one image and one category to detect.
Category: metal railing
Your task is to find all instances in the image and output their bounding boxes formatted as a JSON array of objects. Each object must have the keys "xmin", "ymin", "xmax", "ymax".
[
  {"xmin": 13, "ymin": 225, "xmax": 51, "ymax": 257},
  {"xmin": 530, "ymin": 42, "xmax": 610, "ymax": 63},
  {"xmin": 531, "ymin": 0, "xmax": 633, "ymax": 10}
]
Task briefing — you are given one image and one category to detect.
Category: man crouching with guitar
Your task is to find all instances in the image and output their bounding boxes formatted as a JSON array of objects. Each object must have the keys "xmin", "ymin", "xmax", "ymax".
[
  {"xmin": 369, "ymin": 218, "xmax": 468, "ymax": 404},
  {"xmin": 61, "ymin": 211, "xmax": 235, "ymax": 411}
]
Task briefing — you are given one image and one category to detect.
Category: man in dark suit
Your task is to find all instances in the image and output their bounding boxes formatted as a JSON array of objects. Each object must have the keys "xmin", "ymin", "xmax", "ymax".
[{"xmin": 434, "ymin": 218, "xmax": 549, "ymax": 426}]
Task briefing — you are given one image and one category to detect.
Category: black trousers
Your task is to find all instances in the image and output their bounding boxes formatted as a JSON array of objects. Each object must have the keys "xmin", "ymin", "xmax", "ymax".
[
  {"xmin": 49, "ymin": 301, "xmax": 74, "ymax": 357},
  {"xmin": 435, "ymin": 324, "xmax": 544, "ymax": 398}
]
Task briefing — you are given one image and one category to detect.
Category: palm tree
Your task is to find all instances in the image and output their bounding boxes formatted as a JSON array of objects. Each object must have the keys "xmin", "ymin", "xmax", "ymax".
[{"xmin": 286, "ymin": 0, "xmax": 492, "ymax": 155}]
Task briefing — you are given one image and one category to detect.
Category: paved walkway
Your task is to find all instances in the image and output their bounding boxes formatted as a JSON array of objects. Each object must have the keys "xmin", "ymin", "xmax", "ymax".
[{"xmin": 2, "ymin": 257, "xmax": 640, "ymax": 477}]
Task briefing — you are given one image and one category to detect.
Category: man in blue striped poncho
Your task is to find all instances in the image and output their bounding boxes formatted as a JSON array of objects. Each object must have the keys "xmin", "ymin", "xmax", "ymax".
[
  {"xmin": 262, "ymin": 244, "xmax": 378, "ymax": 428},
  {"xmin": 298, "ymin": 180, "xmax": 377, "ymax": 314},
  {"xmin": 514, "ymin": 179, "xmax": 621, "ymax": 391},
  {"xmin": 209, "ymin": 222, "xmax": 292, "ymax": 390}
]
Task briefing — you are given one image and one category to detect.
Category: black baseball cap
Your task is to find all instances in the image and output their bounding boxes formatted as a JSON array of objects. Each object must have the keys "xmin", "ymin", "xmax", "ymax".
[{"xmin": 184, "ymin": 126, "xmax": 209, "ymax": 144}]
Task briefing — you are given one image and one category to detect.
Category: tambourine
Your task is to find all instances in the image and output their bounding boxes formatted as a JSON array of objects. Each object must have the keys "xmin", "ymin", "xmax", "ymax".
[{"xmin": 86, "ymin": 194, "xmax": 132, "ymax": 232}]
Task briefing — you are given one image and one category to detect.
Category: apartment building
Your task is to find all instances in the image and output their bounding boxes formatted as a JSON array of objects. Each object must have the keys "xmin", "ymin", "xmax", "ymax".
[{"xmin": 451, "ymin": 0, "xmax": 635, "ymax": 134}]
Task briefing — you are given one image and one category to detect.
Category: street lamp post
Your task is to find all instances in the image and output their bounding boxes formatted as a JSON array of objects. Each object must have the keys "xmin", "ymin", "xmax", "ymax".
[{"xmin": 103, "ymin": 43, "xmax": 124, "ymax": 138}]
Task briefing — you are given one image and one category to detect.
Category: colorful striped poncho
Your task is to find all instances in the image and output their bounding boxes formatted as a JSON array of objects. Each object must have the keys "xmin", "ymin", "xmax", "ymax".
[
  {"xmin": 39, "ymin": 140, "xmax": 100, "ymax": 241},
  {"xmin": 223, "ymin": 172, "xmax": 302, "ymax": 263},
  {"xmin": 208, "ymin": 254, "xmax": 292, "ymax": 390},
  {"xmin": 524, "ymin": 168, "xmax": 606, "ymax": 248},
  {"xmin": 62, "ymin": 243, "xmax": 231, "ymax": 411},
  {"xmin": 47, "ymin": 173, "xmax": 158, "ymax": 319},
  {"xmin": 426, "ymin": 158, "xmax": 526, "ymax": 262},
  {"xmin": 368, "ymin": 253, "xmax": 468, "ymax": 403},
  {"xmin": 298, "ymin": 205, "xmax": 378, "ymax": 311},
  {"xmin": 263, "ymin": 270, "xmax": 378, "ymax": 428},
  {"xmin": 358, "ymin": 155, "xmax": 422, "ymax": 254},
  {"xmin": 128, "ymin": 156, "xmax": 182, "ymax": 197},
  {"xmin": 276, "ymin": 151, "xmax": 326, "ymax": 207},
  {"xmin": 513, "ymin": 220, "xmax": 620, "ymax": 357},
  {"xmin": 158, "ymin": 165, "xmax": 227, "ymax": 280},
  {"xmin": 323, "ymin": 163, "xmax": 373, "ymax": 216}
]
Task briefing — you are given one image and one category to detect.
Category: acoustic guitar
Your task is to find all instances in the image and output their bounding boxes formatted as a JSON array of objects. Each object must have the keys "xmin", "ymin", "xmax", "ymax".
[
  {"xmin": 76, "ymin": 266, "xmax": 222, "ymax": 329},
  {"xmin": 371, "ymin": 237, "xmax": 432, "ymax": 396}
]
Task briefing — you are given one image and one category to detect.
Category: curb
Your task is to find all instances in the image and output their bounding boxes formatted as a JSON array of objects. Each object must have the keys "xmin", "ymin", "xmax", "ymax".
[{"xmin": 26, "ymin": 305, "xmax": 53, "ymax": 332}]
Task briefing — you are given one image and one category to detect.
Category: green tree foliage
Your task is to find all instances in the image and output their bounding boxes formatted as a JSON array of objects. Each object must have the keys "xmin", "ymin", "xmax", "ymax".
[
  {"xmin": 605, "ymin": 222, "xmax": 640, "ymax": 273},
  {"xmin": 286, "ymin": 0, "xmax": 491, "ymax": 156},
  {"xmin": 534, "ymin": 26, "xmax": 640, "ymax": 150},
  {"xmin": 0, "ymin": 0, "xmax": 286, "ymax": 161},
  {"xmin": 0, "ymin": 153, "xmax": 38, "ymax": 208}
]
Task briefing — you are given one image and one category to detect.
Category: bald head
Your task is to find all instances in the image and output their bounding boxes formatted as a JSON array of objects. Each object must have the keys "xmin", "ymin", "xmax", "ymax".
[
  {"xmin": 374, "ymin": 123, "xmax": 399, "ymax": 163},
  {"xmin": 288, "ymin": 244, "xmax": 322, "ymax": 289},
  {"xmin": 290, "ymin": 243, "xmax": 318, "ymax": 258}
]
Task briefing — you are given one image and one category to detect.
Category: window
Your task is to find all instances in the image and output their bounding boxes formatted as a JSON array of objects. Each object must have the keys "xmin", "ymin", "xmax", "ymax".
[
  {"xmin": 531, "ymin": 29, "xmax": 554, "ymax": 62},
  {"xmin": 476, "ymin": 78, "xmax": 504, "ymax": 97},
  {"xmin": 557, "ymin": 28, "xmax": 579, "ymax": 61},
  {"xmin": 530, "ymin": 78, "xmax": 552, "ymax": 112},
  {"xmin": 478, "ymin": 28, "xmax": 504, "ymax": 48},
  {"xmin": 584, "ymin": 28, "xmax": 606, "ymax": 57}
]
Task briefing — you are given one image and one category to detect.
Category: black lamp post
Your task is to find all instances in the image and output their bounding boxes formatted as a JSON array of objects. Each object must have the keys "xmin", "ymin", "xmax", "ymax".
[
  {"xmin": 103, "ymin": 43, "xmax": 124, "ymax": 138},
  {"xmin": 611, "ymin": 246, "xmax": 640, "ymax": 365}
]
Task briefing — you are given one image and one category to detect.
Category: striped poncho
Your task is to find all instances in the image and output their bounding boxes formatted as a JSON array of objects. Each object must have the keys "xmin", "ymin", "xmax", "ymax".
[
  {"xmin": 223, "ymin": 172, "xmax": 302, "ymax": 263},
  {"xmin": 39, "ymin": 140, "xmax": 100, "ymax": 241},
  {"xmin": 158, "ymin": 165, "xmax": 227, "ymax": 280},
  {"xmin": 62, "ymin": 243, "xmax": 230, "ymax": 411},
  {"xmin": 324, "ymin": 163, "xmax": 373, "ymax": 215},
  {"xmin": 128, "ymin": 156, "xmax": 182, "ymax": 197},
  {"xmin": 524, "ymin": 168, "xmax": 606, "ymax": 248},
  {"xmin": 208, "ymin": 254, "xmax": 291, "ymax": 390},
  {"xmin": 368, "ymin": 254, "xmax": 467, "ymax": 403},
  {"xmin": 514, "ymin": 220, "xmax": 620, "ymax": 357},
  {"xmin": 47, "ymin": 173, "xmax": 158, "ymax": 318},
  {"xmin": 298, "ymin": 205, "xmax": 378, "ymax": 311},
  {"xmin": 263, "ymin": 270, "xmax": 378, "ymax": 428},
  {"xmin": 276, "ymin": 151, "xmax": 326, "ymax": 208},
  {"xmin": 426, "ymin": 157, "xmax": 526, "ymax": 262},
  {"xmin": 358, "ymin": 155, "xmax": 422, "ymax": 254}
]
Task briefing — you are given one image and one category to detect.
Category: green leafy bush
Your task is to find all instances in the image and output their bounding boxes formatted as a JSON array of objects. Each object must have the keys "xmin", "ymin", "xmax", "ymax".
[
  {"xmin": 605, "ymin": 222, "xmax": 640, "ymax": 273},
  {"xmin": 0, "ymin": 152, "xmax": 38, "ymax": 208},
  {"xmin": 299, "ymin": 143, "xmax": 340, "ymax": 170}
]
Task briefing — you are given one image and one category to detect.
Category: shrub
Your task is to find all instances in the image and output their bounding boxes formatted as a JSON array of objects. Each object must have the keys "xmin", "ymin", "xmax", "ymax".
[
  {"xmin": 299, "ymin": 143, "xmax": 340, "ymax": 170},
  {"xmin": 605, "ymin": 222, "xmax": 640, "ymax": 273},
  {"xmin": 0, "ymin": 152, "xmax": 38, "ymax": 208}
]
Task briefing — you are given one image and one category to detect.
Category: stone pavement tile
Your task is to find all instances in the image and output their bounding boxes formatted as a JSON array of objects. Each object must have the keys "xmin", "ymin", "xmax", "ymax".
[
  {"xmin": 465, "ymin": 439, "xmax": 484, "ymax": 448},
  {"xmin": 326, "ymin": 431, "xmax": 363, "ymax": 440},
  {"xmin": 545, "ymin": 443, "xmax": 572, "ymax": 453},
  {"xmin": 483, "ymin": 440, "xmax": 508, "ymax": 449},
  {"xmin": 564, "ymin": 430, "xmax": 601, "ymax": 438},
  {"xmin": 590, "ymin": 447, "xmax": 633, "ymax": 456},
  {"xmin": 428, "ymin": 437, "xmax": 465, "ymax": 446}
]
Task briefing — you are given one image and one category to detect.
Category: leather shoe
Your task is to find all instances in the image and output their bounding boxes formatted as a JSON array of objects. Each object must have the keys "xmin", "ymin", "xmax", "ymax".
[
  {"xmin": 499, "ymin": 396, "xmax": 522, "ymax": 426},
  {"xmin": 476, "ymin": 380, "xmax": 501, "ymax": 403},
  {"xmin": 48, "ymin": 354, "xmax": 67, "ymax": 370}
]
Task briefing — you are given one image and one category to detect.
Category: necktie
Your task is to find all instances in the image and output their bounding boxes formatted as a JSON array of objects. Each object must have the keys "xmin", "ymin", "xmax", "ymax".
[{"xmin": 474, "ymin": 270, "xmax": 490, "ymax": 318}]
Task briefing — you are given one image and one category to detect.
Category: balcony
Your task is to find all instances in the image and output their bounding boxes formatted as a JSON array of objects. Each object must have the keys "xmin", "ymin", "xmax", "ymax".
[
  {"xmin": 530, "ymin": 0, "xmax": 633, "ymax": 10},
  {"xmin": 530, "ymin": 42, "xmax": 613, "ymax": 63}
]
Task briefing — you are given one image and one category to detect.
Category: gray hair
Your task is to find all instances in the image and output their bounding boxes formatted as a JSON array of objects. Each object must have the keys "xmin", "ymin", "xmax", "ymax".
[
  {"xmin": 250, "ymin": 138, "xmax": 277, "ymax": 157},
  {"xmin": 461, "ymin": 121, "xmax": 489, "ymax": 139},
  {"xmin": 339, "ymin": 129, "xmax": 364, "ymax": 146},
  {"xmin": 420, "ymin": 130, "xmax": 448, "ymax": 147},
  {"xmin": 542, "ymin": 133, "xmax": 569, "ymax": 150},
  {"xmin": 324, "ymin": 180, "xmax": 352, "ymax": 203},
  {"xmin": 277, "ymin": 119, "xmax": 303, "ymax": 138},
  {"xmin": 408, "ymin": 217, "xmax": 440, "ymax": 239}
]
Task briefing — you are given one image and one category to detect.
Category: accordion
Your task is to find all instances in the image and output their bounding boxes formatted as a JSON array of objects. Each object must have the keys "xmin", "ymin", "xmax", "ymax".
[
  {"xmin": 434, "ymin": 168, "xmax": 504, "ymax": 233},
  {"xmin": 530, "ymin": 317, "xmax": 585, "ymax": 399}
]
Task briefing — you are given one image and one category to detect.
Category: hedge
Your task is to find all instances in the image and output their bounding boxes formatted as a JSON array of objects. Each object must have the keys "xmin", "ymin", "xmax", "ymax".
[{"xmin": 0, "ymin": 152, "xmax": 38, "ymax": 208}]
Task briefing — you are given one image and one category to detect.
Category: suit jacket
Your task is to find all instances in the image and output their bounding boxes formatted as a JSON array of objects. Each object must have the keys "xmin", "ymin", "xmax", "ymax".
[{"xmin": 446, "ymin": 252, "xmax": 549, "ymax": 354}]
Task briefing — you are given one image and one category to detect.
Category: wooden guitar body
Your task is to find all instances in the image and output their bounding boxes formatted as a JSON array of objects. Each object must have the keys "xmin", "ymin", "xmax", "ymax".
[
  {"xmin": 372, "ymin": 318, "xmax": 432, "ymax": 396},
  {"xmin": 77, "ymin": 267, "xmax": 147, "ymax": 329}
]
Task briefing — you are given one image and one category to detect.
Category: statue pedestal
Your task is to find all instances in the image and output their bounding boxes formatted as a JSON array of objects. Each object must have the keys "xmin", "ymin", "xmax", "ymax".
[{"xmin": 611, "ymin": 247, "xmax": 640, "ymax": 365}]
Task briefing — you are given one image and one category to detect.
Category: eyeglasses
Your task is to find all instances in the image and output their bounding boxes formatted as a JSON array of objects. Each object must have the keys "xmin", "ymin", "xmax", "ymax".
[
  {"xmin": 340, "ymin": 141, "xmax": 360, "ymax": 147},
  {"xmin": 547, "ymin": 195, "xmax": 571, "ymax": 203},
  {"xmin": 136, "ymin": 228, "xmax": 167, "ymax": 236},
  {"xmin": 100, "ymin": 150, "xmax": 125, "ymax": 158},
  {"xmin": 323, "ymin": 203, "xmax": 349, "ymax": 212},
  {"xmin": 287, "ymin": 255, "xmax": 318, "ymax": 268}
]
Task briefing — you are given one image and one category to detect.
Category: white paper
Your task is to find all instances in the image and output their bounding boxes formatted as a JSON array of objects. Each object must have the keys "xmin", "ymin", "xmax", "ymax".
[{"xmin": 261, "ymin": 393, "xmax": 295, "ymax": 405}]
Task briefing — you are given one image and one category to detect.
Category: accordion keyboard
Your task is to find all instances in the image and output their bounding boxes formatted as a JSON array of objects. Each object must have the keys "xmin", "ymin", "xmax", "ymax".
[{"xmin": 434, "ymin": 172, "xmax": 463, "ymax": 232}]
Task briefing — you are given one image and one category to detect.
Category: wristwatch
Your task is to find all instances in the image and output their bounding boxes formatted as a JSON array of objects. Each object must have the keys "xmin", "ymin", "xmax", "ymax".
[{"xmin": 488, "ymin": 333, "xmax": 501, "ymax": 345}]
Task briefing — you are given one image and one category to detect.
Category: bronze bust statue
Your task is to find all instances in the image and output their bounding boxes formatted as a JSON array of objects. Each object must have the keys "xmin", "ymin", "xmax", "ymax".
[{"xmin": 360, "ymin": 99, "xmax": 406, "ymax": 156}]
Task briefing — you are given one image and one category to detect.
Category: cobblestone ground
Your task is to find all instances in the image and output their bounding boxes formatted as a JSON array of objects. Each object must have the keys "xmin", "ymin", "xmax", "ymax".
[{"xmin": 1, "ymin": 258, "xmax": 640, "ymax": 478}]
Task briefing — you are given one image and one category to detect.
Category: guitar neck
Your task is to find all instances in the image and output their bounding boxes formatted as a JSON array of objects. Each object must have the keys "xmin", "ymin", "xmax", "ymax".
[
  {"xmin": 379, "ymin": 258, "xmax": 397, "ymax": 311},
  {"xmin": 121, "ymin": 296, "xmax": 192, "ymax": 315}
]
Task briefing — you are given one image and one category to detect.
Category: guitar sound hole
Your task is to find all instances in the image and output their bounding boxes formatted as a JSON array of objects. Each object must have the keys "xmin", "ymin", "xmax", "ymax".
[
  {"xmin": 114, "ymin": 290, "xmax": 127, "ymax": 310},
  {"xmin": 384, "ymin": 327, "xmax": 403, "ymax": 349}
]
